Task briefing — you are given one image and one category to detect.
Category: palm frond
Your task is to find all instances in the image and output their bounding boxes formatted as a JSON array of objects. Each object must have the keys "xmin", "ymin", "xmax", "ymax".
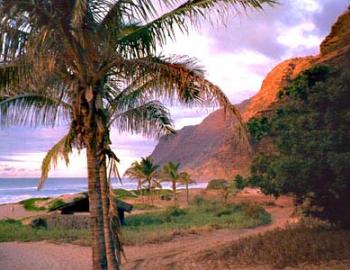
[
  {"xmin": 0, "ymin": 93, "xmax": 71, "ymax": 127},
  {"xmin": 110, "ymin": 100, "xmax": 175, "ymax": 137},
  {"xmin": 39, "ymin": 129, "xmax": 76, "ymax": 190},
  {"xmin": 117, "ymin": 0, "xmax": 276, "ymax": 52}
]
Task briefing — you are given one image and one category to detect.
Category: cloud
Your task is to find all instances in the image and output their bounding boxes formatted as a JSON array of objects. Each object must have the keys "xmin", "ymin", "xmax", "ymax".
[{"xmin": 205, "ymin": 0, "xmax": 349, "ymax": 59}]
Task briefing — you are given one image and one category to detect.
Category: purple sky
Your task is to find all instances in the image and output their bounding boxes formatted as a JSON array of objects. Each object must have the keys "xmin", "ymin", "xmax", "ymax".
[{"xmin": 0, "ymin": 0, "xmax": 349, "ymax": 178}]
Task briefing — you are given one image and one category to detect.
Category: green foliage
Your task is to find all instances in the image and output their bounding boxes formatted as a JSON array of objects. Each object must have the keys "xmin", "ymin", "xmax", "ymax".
[
  {"xmin": 206, "ymin": 179, "xmax": 228, "ymax": 190},
  {"xmin": 234, "ymin": 175, "xmax": 245, "ymax": 190},
  {"xmin": 133, "ymin": 204, "xmax": 158, "ymax": 210},
  {"xmin": 113, "ymin": 189, "xmax": 137, "ymax": 199},
  {"xmin": 31, "ymin": 218, "xmax": 47, "ymax": 229},
  {"xmin": 122, "ymin": 198, "xmax": 271, "ymax": 244},
  {"xmin": 0, "ymin": 219, "xmax": 90, "ymax": 245},
  {"xmin": 247, "ymin": 116, "xmax": 271, "ymax": 142},
  {"xmin": 20, "ymin": 198, "xmax": 49, "ymax": 211},
  {"xmin": 48, "ymin": 199, "xmax": 65, "ymax": 211},
  {"xmin": 248, "ymin": 65, "xmax": 350, "ymax": 228},
  {"xmin": 0, "ymin": 199, "xmax": 271, "ymax": 246}
]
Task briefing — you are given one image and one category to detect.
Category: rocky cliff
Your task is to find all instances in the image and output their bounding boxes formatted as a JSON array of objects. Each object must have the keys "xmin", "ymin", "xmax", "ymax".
[{"xmin": 150, "ymin": 7, "xmax": 350, "ymax": 181}]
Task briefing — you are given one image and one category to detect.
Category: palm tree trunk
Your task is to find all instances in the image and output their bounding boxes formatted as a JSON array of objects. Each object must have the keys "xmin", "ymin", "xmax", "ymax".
[
  {"xmin": 173, "ymin": 180, "xmax": 177, "ymax": 206},
  {"xmin": 186, "ymin": 183, "xmax": 189, "ymax": 204},
  {"xmin": 86, "ymin": 141, "xmax": 107, "ymax": 270},
  {"xmin": 99, "ymin": 159, "xmax": 120, "ymax": 270},
  {"xmin": 80, "ymin": 85, "xmax": 119, "ymax": 270}
]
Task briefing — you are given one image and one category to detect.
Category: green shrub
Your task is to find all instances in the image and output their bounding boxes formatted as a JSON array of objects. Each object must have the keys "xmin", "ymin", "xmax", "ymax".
[
  {"xmin": 133, "ymin": 204, "xmax": 158, "ymax": 210},
  {"xmin": 113, "ymin": 189, "xmax": 137, "ymax": 199},
  {"xmin": 20, "ymin": 198, "xmax": 49, "ymax": 211},
  {"xmin": 206, "ymin": 179, "xmax": 228, "ymax": 190},
  {"xmin": 31, "ymin": 218, "xmax": 47, "ymax": 229},
  {"xmin": 48, "ymin": 199, "xmax": 65, "ymax": 211},
  {"xmin": 234, "ymin": 175, "xmax": 245, "ymax": 190}
]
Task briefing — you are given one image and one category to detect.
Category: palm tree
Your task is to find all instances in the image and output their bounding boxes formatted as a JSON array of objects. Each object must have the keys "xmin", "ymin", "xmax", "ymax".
[
  {"xmin": 124, "ymin": 157, "xmax": 160, "ymax": 204},
  {"xmin": 179, "ymin": 172, "xmax": 196, "ymax": 204},
  {"xmin": 161, "ymin": 161, "xmax": 183, "ymax": 205},
  {"xmin": 0, "ymin": 1, "xmax": 275, "ymax": 269}
]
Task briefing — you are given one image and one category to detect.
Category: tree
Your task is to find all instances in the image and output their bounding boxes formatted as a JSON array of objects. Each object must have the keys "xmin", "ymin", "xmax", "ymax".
[
  {"xmin": 124, "ymin": 157, "xmax": 160, "ymax": 204},
  {"xmin": 234, "ymin": 175, "xmax": 246, "ymax": 190},
  {"xmin": 248, "ymin": 65, "xmax": 350, "ymax": 228},
  {"xmin": 0, "ymin": 1, "xmax": 275, "ymax": 268},
  {"xmin": 179, "ymin": 172, "xmax": 196, "ymax": 204},
  {"xmin": 161, "ymin": 161, "xmax": 182, "ymax": 205}
]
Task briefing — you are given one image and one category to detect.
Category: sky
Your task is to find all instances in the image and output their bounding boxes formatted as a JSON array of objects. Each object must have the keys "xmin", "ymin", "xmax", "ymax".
[{"xmin": 0, "ymin": 0, "xmax": 349, "ymax": 178}]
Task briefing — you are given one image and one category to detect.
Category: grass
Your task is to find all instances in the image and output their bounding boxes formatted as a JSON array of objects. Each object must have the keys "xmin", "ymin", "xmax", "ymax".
[
  {"xmin": 0, "ymin": 198, "xmax": 271, "ymax": 246},
  {"xmin": 120, "ymin": 199, "xmax": 271, "ymax": 245},
  {"xmin": 0, "ymin": 219, "xmax": 90, "ymax": 245},
  {"xmin": 48, "ymin": 199, "xmax": 65, "ymax": 211},
  {"xmin": 113, "ymin": 189, "xmax": 137, "ymax": 199},
  {"xmin": 133, "ymin": 203, "xmax": 158, "ymax": 210},
  {"xmin": 20, "ymin": 198, "xmax": 49, "ymax": 211},
  {"xmin": 200, "ymin": 222, "xmax": 350, "ymax": 269}
]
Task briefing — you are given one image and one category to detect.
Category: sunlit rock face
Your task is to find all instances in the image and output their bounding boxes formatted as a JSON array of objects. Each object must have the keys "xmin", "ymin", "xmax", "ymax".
[{"xmin": 150, "ymin": 7, "xmax": 350, "ymax": 181}]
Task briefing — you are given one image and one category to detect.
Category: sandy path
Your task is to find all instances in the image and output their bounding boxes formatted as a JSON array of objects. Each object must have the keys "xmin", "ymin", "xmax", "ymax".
[
  {"xmin": 0, "ymin": 203, "xmax": 46, "ymax": 220},
  {"xmin": 0, "ymin": 205, "xmax": 294, "ymax": 270}
]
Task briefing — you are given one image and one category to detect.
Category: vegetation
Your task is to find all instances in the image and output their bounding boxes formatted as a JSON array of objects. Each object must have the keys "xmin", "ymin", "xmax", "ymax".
[
  {"xmin": 202, "ymin": 224, "xmax": 350, "ymax": 268},
  {"xmin": 48, "ymin": 199, "xmax": 65, "ymax": 211},
  {"xmin": 247, "ymin": 65, "xmax": 350, "ymax": 228},
  {"xmin": 132, "ymin": 204, "xmax": 158, "ymax": 211},
  {"xmin": 124, "ymin": 157, "xmax": 160, "ymax": 205},
  {"xmin": 179, "ymin": 172, "xmax": 196, "ymax": 204},
  {"xmin": 234, "ymin": 175, "xmax": 246, "ymax": 190},
  {"xmin": 160, "ymin": 162, "xmax": 182, "ymax": 204},
  {"xmin": 0, "ymin": 219, "xmax": 90, "ymax": 245},
  {"xmin": 206, "ymin": 179, "xmax": 229, "ymax": 190},
  {"xmin": 0, "ymin": 0, "xmax": 275, "ymax": 268},
  {"xmin": 122, "ymin": 199, "xmax": 271, "ymax": 245},
  {"xmin": 20, "ymin": 198, "xmax": 49, "ymax": 211},
  {"xmin": 0, "ymin": 199, "xmax": 271, "ymax": 246},
  {"xmin": 113, "ymin": 189, "xmax": 138, "ymax": 199}
]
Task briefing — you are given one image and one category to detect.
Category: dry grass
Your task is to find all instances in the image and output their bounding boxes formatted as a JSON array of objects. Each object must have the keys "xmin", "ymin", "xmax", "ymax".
[{"xmin": 199, "ymin": 222, "xmax": 350, "ymax": 269}]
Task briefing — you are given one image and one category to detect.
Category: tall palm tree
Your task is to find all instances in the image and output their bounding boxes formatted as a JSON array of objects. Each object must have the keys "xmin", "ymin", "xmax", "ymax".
[
  {"xmin": 124, "ymin": 157, "xmax": 160, "ymax": 203},
  {"xmin": 179, "ymin": 172, "xmax": 196, "ymax": 204},
  {"xmin": 161, "ymin": 161, "xmax": 182, "ymax": 204},
  {"xmin": 0, "ymin": 1, "xmax": 275, "ymax": 269}
]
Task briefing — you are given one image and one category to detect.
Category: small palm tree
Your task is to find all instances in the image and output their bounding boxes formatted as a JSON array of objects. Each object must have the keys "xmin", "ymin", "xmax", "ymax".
[
  {"xmin": 179, "ymin": 172, "xmax": 196, "ymax": 204},
  {"xmin": 124, "ymin": 157, "xmax": 160, "ymax": 204},
  {"xmin": 161, "ymin": 161, "xmax": 183, "ymax": 205}
]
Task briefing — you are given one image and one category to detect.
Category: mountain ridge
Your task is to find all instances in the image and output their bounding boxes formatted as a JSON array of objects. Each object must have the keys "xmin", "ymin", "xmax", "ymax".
[{"xmin": 150, "ymin": 7, "xmax": 350, "ymax": 181}]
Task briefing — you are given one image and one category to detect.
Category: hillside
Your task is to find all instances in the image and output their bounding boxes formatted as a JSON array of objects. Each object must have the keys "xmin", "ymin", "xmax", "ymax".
[{"xmin": 151, "ymin": 7, "xmax": 350, "ymax": 181}]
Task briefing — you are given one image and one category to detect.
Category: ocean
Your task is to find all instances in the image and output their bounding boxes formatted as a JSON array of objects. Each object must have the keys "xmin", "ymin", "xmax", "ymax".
[{"xmin": 0, "ymin": 178, "xmax": 207, "ymax": 204}]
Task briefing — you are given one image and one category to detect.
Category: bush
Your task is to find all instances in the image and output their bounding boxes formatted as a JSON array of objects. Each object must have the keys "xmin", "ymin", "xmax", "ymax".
[
  {"xmin": 206, "ymin": 179, "xmax": 228, "ymax": 190},
  {"xmin": 113, "ymin": 189, "xmax": 137, "ymax": 199},
  {"xmin": 48, "ymin": 199, "xmax": 65, "ymax": 211},
  {"xmin": 20, "ymin": 198, "xmax": 49, "ymax": 211},
  {"xmin": 31, "ymin": 218, "xmax": 47, "ymax": 229},
  {"xmin": 234, "ymin": 175, "xmax": 245, "ymax": 190}
]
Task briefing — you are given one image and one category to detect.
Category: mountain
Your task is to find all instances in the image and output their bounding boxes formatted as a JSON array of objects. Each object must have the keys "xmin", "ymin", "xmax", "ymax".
[{"xmin": 150, "ymin": 7, "xmax": 350, "ymax": 181}]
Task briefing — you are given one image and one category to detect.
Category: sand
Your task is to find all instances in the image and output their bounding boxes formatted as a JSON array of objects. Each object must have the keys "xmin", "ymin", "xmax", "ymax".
[{"xmin": 0, "ymin": 203, "xmax": 46, "ymax": 220}]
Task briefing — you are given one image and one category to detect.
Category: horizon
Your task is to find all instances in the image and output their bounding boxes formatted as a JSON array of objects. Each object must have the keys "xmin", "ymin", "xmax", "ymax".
[{"xmin": 0, "ymin": 0, "xmax": 349, "ymax": 178}]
